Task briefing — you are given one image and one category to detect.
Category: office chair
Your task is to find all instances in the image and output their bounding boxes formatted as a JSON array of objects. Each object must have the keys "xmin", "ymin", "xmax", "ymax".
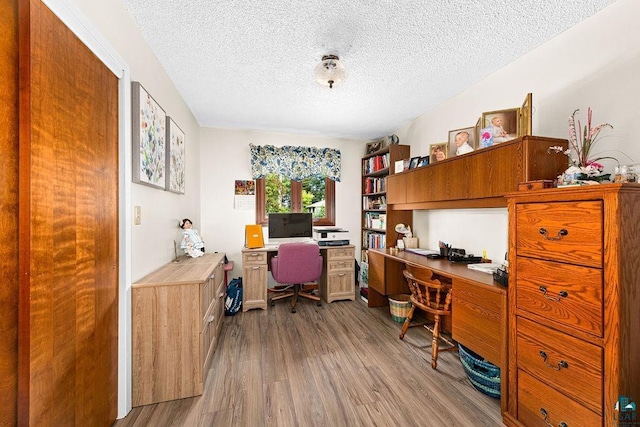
[
  {"xmin": 270, "ymin": 242, "xmax": 323, "ymax": 313},
  {"xmin": 400, "ymin": 264, "xmax": 455, "ymax": 369}
]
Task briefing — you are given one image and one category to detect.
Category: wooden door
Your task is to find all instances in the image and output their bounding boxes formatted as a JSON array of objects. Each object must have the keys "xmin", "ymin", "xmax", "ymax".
[
  {"xmin": 18, "ymin": 0, "xmax": 119, "ymax": 425},
  {"xmin": 0, "ymin": 1, "xmax": 19, "ymax": 425}
]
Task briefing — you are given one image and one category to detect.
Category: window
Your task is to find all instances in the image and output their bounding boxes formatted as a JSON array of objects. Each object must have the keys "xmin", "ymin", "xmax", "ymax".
[{"xmin": 256, "ymin": 173, "xmax": 335, "ymax": 226}]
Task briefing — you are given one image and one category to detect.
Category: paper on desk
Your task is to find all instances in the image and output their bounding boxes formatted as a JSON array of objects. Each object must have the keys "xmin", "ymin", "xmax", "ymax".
[
  {"xmin": 467, "ymin": 263, "xmax": 502, "ymax": 274},
  {"xmin": 404, "ymin": 248, "xmax": 439, "ymax": 256}
]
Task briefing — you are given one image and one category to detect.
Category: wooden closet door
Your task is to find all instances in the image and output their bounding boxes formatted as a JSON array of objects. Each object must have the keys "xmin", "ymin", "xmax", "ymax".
[
  {"xmin": 18, "ymin": 0, "xmax": 119, "ymax": 425},
  {"xmin": 0, "ymin": 1, "xmax": 19, "ymax": 426}
]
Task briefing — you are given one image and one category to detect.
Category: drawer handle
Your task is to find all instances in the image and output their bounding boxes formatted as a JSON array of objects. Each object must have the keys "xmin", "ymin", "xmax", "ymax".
[
  {"xmin": 208, "ymin": 315, "xmax": 214, "ymax": 323},
  {"xmin": 538, "ymin": 286, "xmax": 568, "ymax": 301},
  {"xmin": 251, "ymin": 266, "xmax": 261, "ymax": 270},
  {"xmin": 539, "ymin": 227, "xmax": 568, "ymax": 241},
  {"xmin": 249, "ymin": 253, "xmax": 259, "ymax": 257},
  {"xmin": 540, "ymin": 408, "xmax": 568, "ymax": 427},
  {"xmin": 338, "ymin": 273, "xmax": 346, "ymax": 277},
  {"xmin": 539, "ymin": 351, "xmax": 569, "ymax": 371}
]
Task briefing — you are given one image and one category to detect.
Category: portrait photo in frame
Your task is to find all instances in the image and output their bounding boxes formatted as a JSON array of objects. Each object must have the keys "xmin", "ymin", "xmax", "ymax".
[
  {"xmin": 166, "ymin": 117, "xmax": 185, "ymax": 194},
  {"xmin": 409, "ymin": 156, "xmax": 421, "ymax": 169},
  {"xmin": 520, "ymin": 93, "xmax": 533, "ymax": 136},
  {"xmin": 481, "ymin": 108, "xmax": 520, "ymax": 146},
  {"xmin": 429, "ymin": 143, "xmax": 448, "ymax": 163},
  {"xmin": 448, "ymin": 126, "xmax": 476, "ymax": 156},
  {"xmin": 132, "ymin": 81, "xmax": 166, "ymax": 189}
]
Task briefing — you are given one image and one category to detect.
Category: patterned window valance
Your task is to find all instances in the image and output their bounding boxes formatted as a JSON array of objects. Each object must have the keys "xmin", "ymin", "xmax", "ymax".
[{"xmin": 250, "ymin": 144, "xmax": 341, "ymax": 182}]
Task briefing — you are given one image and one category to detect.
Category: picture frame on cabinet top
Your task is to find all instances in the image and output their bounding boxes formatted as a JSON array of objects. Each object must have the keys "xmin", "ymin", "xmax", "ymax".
[
  {"xmin": 520, "ymin": 92, "xmax": 533, "ymax": 136},
  {"xmin": 430, "ymin": 143, "xmax": 448, "ymax": 163},
  {"xmin": 481, "ymin": 108, "xmax": 520, "ymax": 145},
  {"xmin": 448, "ymin": 126, "xmax": 476, "ymax": 156},
  {"xmin": 409, "ymin": 156, "xmax": 420, "ymax": 169}
]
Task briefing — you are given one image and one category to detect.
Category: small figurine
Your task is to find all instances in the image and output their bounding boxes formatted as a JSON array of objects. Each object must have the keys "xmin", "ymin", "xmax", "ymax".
[{"xmin": 179, "ymin": 218, "xmax": 205, "ymax": 258}]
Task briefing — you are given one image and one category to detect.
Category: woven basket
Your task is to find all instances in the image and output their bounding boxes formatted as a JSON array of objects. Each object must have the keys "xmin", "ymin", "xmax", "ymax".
[
  {"xmin": 388, "ymin": 294, "xmax": 412, "ymax": 323},
  {"xmin": 458, "ymin": 344, "xmax": 501, "ymax": 399}
]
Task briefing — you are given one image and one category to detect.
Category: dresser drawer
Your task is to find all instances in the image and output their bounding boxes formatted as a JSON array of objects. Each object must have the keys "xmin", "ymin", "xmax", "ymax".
[
  {"xmin": 516, "ymin": 257, "xmax": 603, "ymax": 337},
  {"xmin": 515, "ymin": 201, "xmax": 603, "ymax": 267},
  {"xmin": 327, "ymin": 247, "xmax": 354, "ymax": 260},
  {"xmin": 517, "ymin": 317, "xmax": 602, "ymax": 413},
  {"xmin": 242, "ymin": 251, "xmax": 267, "ymax": 265},
  {"xmin": 518, "ymin": 370, "xmax": 601, "ymax": 427},
  {"xmin": 327, "ymin": 259, "xmax": 353, "ymax": 273}
]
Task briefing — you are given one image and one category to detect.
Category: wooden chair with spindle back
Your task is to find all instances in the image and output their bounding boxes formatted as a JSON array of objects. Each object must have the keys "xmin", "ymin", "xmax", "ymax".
[{"xmin": 400, "ymin": 264, "xmax": 456, "ymax": 369}]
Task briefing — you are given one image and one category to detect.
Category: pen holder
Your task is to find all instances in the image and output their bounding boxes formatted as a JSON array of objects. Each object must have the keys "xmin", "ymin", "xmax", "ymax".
[{"xmin": 440, "ymin": 247, "xmax": 451, "ymax": 257}]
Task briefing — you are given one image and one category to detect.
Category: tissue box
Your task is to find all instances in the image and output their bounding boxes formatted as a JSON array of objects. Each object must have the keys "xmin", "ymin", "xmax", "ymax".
[{"xmin": 403, "ymin": 237, "xmax": 418, "ymax": 249}]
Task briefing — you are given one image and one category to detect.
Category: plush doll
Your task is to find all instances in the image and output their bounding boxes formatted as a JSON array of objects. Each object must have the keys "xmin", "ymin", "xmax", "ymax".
[{"xmin": 179, "ymin": 218, "xmax": 205, "ymax": 257}]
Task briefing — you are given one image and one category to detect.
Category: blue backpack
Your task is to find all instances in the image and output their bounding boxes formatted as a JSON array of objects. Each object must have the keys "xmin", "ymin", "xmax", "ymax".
[{"xmin": 225, "ymin": 278, "xmax": 242, "ymax": 316}]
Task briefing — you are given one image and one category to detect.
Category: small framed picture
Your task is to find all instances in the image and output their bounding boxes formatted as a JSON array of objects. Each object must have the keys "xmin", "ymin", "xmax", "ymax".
[
  {"xmin": 448, "ymin": 126, "xmax": 476, "ymax": 156},
  {"xmin": 429, "ymin": 143, "xmax": 448, "ymax": 163},
  {"xmin": 365, "ymin": 140, "xmax": 383, "ymax": 155},
  {"xmin": 474, "ymin": 117, "xmax": 481, "ymax": 147},
  {"xmin": 417, "ymin": 156, "xmax": 430, "ymax": 167},
  {"xmin": 520, "ymin": 93, "xmax": 533, "ymax": 136},
  {"xmin": 394, "ymin": 160, "xmax": 404, "ymax": 173},
  {"xmin": 403, "ymin": 158, "xmax": 410, "ymax": 171},
  {"xmin": 409, "ymin": 156, "xmax": 421, "ymax": 169},
  {"xmin": 481, "ymin": 108, "xmax": 520, "ymax": 147}
]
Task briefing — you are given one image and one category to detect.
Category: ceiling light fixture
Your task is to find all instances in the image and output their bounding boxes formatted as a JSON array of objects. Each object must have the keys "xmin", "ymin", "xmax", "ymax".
[{"xmin": 314, "ymin": 54, "xmax": 346, "ymax": 89}]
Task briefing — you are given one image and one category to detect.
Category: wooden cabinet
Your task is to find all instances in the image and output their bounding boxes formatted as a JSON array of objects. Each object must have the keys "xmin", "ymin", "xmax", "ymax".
[
  {"xmin": 319, "ymin": 246, "xmax": 356, "ymax": 302},
  {"xmin": 361, "ymin": 144, "xmax": 412, "ymax": 260},
  {"xmin": 132, "ymin": 253, "xmax": 226, "ymax": 406},
  {"xmin": 242, "ymin": 250, "xmax": 269, "ymax": 311},
  {"xmin": 504, "ymin": 184, "xmax": 640, "ymax": 427},
  {"xmin": 387, "ymin": 136, "xmax": 568, "ymax": 210}
]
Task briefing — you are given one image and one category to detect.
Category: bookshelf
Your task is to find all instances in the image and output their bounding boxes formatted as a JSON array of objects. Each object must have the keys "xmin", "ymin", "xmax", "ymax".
[{"xmin": 360, "ymin": 144, "xmax": 412, "ymax": 264}]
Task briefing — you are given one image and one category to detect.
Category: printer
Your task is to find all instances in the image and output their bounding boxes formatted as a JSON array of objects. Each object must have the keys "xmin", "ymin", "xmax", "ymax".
[{"xmin": 312, "ymin": 226, "xmax": 350, "ymax": 246}]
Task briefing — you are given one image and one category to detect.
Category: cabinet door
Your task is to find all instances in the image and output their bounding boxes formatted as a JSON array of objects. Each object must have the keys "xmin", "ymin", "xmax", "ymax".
[
  {"xmin": 368, "ymin": 251, "xmax": 385, "ymax": 295},
  {"xmin": 242, "ymin": 264, "xmax": 268, "ymax": 311}
]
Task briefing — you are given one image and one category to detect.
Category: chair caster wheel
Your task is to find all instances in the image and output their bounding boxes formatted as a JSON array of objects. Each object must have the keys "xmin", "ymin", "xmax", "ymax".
[
  {"xmin": 317, "ymin": 301, "xmax": 322, "ymax": 307},
  {"xmin": 270, "ymin": 301, "xmax": 275, "ymax": 307},
  {"xmin": 291, "ymin": 307, "xmax": 296, "ymax": 313}
]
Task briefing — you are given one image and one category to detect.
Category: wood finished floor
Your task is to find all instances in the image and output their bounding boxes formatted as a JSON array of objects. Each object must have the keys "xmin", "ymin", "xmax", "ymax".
[{"xmin": 115, "ymin": 295, "xmax": 503, "ymax": 426}]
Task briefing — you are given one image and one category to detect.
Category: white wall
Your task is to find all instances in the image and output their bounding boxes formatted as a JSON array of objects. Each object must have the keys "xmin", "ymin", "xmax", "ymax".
[
  {"xmin": 397, "ymin": 0, "xmax": 640, "ymax": 262},
  {"xmin": 199, "ymin": 128, "xmax": 364, "ymax": 278},
  {"xmin": 68, "ymin": 0, "xmax": 203, "ymax": 281}
]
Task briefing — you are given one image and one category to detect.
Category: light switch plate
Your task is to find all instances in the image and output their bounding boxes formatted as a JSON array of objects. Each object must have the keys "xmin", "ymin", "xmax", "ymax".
[{"xmin": 134, "ymin": 206, "xmax": 141, "ymax": 225}]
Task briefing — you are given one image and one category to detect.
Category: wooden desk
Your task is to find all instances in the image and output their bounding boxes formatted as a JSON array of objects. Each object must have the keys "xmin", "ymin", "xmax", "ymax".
[
  {"xmin": 368, "ymin": 248, "xmax": 508, "ymax": 413},
  {"xmin": 241, "ymin": 244, "xmax": 355, "ymax": 311}
]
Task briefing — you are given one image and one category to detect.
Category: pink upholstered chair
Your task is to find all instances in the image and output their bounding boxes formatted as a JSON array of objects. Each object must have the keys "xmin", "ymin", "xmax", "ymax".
[{"xmin": 270, "ymin": 242, "xmax": 323, "ymax": 313}]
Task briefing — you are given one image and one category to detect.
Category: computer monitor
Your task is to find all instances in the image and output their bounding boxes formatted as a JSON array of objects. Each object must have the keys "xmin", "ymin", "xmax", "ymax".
[{"xmin": 267, "ymin": 213, "xmax": 313, "ymax": 244}]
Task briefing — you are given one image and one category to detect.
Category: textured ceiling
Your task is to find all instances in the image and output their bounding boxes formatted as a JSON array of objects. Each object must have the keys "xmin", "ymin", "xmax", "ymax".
[{"xmin": 121, "ymin": 0, "xmax": 614, "ymax": 140}]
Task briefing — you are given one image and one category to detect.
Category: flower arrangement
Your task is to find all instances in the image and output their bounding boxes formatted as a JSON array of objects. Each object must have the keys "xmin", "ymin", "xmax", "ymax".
[{"xmin": 548, "ymin": 107, "xmax": 615, "ymax": 182}]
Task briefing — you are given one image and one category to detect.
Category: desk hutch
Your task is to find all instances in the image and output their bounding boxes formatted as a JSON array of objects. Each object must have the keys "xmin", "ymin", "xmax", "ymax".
[{"xmin": 379, "ymin": 135, "xmax": 572, "ymax": 417}]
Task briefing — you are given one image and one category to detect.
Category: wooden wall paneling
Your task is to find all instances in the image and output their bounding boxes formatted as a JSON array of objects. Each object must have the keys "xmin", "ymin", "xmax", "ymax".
[
  {"xmin": 0, "ymin": 0, "xmax": 19, "ymax": 425},
  {"xmin": 18, "ymin": 0, "xmax": 119, "ymax": 425}
]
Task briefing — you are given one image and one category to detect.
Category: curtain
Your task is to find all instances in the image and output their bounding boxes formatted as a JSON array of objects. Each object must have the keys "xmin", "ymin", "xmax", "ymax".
[{"xmin": 250, "ymin": 144, "xmax": 341, "ymax": 182}]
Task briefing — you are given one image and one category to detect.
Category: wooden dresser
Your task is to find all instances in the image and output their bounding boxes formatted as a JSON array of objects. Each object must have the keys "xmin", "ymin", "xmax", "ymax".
[
  {"xmin": 132, "ymin": 253, "xmax": 226, "ymax": 406},
  {"xmin": 505, "ymin": 184, "xmax": 640, "ymax": 427}
]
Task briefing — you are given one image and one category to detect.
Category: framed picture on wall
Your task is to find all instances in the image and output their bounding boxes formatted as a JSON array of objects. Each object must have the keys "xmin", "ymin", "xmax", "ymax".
[
  {"xmin": 132, "ymin": 81, "xmax": 166, "ymax": 189},
  {"xmin": 429, "ymin": 143, "xmax": 448, "ymax": 163},
  {"xmin": 448, "ymin": 126, "xmax": 476, "ymax": 156},
  {"xmin": 165, "ymin": 117, "xmax": 185, "ymax": 194},
  {"xmin": 481, "ymin": 108, "xmax": 520, "ymax": 146}
]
